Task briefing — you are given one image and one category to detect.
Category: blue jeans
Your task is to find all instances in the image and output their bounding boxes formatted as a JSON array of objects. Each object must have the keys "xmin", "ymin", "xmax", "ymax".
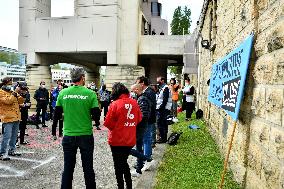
[
  {"xmin": 61, "ymin": 135, "xmax": 96, "ymax": 189},
  {"xmin": 135, "ymin": 126, "xmax": 145, "ymax": 173},
  {"xmin": 143, "ymin": 123, "xmax": 153, "ymax": 158},
  {"xmin": 0, "ymin": 121, "xmax": 20, "ymax": 155}
]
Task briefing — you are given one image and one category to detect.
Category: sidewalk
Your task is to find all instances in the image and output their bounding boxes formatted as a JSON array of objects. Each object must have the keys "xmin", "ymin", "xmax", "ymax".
[{"xmin": 134, "ymin": 142, "xmax": 167, "ymax": 189}]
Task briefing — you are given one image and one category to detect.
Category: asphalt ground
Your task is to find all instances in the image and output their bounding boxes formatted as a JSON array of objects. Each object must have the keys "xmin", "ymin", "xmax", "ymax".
[{"xmin": 0, "ymin": 120, "xmax": 166, "ymax": 189}]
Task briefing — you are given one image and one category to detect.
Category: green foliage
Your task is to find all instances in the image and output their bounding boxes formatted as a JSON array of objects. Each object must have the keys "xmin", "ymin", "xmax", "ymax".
[
  {"xmin": 168, "ymin": 66, "xmax": 183, "ymax": 80},
  {"xmin": 0, "ymin": 51, "xmax": 20, "ymax": 65},
  {"xmin": 51, "ymin": 64, "xmax": 61, "ymax": 69},
  {"xmin": 170, "ymin": 6, "xmax": 192, "ymax": 35},
  {"xmin": 154, "ymin": 113, "xmax": 241, "ymax": 189}
]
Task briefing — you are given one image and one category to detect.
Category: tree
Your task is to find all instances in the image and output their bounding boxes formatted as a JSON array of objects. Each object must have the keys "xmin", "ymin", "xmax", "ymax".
[
  {"xmin": 0, "ymin": 52, "xmax": 10, "ymax": 63},
  {"xmin": 0, "ymin": 51, "xmax": 20, "ymax": 65},
  {"xmin": 169, "ymin": 6, "xmax": 192, "ymax": 79},
  {"xmin": 170, "ymin": 6, "xmax": 192, "ymax": 35},
  {"xmin": 51, "ymin": 64, "xmax": 61, "ymax": 69},
  {"xmin": 168, "ymin": 66, "xmax": 183, "ymax": 80}
]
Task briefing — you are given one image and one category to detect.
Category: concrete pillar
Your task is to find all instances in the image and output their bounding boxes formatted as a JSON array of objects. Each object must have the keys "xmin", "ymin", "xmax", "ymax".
[
  {"xmin": 19, "ymin": 0, "xmax": 51, "ymax": 53},
  {"xmin": 105, "ymin": 65, "xmax": 145, "ymax": 90},
  {"xmin": 85, "ymin": 71, "xmax": 100, "ymax": 87},
  {"xmin": 147, "ymin": 59, "xmax": 167, "ymax": 84},
  {"xmin": 26, "ymin": 64, "xmax": 52, "ymax": 110}
]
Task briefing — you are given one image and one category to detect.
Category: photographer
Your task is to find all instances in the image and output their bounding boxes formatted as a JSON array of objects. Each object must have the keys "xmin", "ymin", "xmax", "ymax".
[
  {"xmin": 18, "ymin": 82, "xmax": 31, "ymax": 145},
  {"xmin": 0, "ymin": 77, "xmax": 25, "ymax": 160}
]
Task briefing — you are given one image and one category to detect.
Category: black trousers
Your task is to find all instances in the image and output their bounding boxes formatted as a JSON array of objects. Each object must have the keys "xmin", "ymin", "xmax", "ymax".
[
  {"xmin": 110, "ymin": 146, "xmax": 132, "ymax": 189},
  {"xmin": 52, "ymin": 119, "xmax": 63, "ymax": 136},
  {"xmin": 36, "ymin": 105, "xmax": 47, "ymax": 125},
  {"xmin": 19, "ymin": 118, "xmax": 27, "ymax": 143},
  {"xmin": 100, "ymin": 101, "xmax": 109, "ymax": 119},
  {"xmin": 157, "ymin": 109, "xmax": 169, "ymax": 142},
  {"xmin": 61, "ymin": 135, "xmax": 96, "ymax": 189},
  {"xmin": 186, "ymin": 102, "xmax": 195, "ymax": 118}
]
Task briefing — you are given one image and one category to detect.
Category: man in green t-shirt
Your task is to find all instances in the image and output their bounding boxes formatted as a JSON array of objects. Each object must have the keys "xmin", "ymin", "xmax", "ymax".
[{"xmin": 54, "ymin": 67, "xmax": 100, "ymax": 189}]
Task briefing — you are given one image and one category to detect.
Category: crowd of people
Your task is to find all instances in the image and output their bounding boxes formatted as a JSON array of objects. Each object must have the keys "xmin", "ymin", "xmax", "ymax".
[{"xmin": 0, "ymin": 67, "xmax": 196, "ymax": 188}]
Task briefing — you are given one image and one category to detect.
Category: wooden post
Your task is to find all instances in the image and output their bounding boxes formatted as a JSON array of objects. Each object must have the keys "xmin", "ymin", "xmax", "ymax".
[{"xmin": 219, "ymin": 121, "xmax": 237, "ymax": 189}]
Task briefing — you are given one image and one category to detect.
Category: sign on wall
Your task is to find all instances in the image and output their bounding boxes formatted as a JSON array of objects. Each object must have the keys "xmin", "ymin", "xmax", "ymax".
[{"xmin": 208, "ymin": 34, "xmax": 254, "ymax": 121}]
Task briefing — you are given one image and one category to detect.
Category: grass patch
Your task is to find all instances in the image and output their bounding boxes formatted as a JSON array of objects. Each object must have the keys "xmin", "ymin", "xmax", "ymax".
[{"xmin": 154, "ymin": 113, "xmax": 241, "ymax": 189}]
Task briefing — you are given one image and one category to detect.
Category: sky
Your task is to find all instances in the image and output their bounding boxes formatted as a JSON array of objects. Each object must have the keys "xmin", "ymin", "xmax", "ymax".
[{"xmin": 0, "ymin": 0, "xmax": 204, "ymax": 50}]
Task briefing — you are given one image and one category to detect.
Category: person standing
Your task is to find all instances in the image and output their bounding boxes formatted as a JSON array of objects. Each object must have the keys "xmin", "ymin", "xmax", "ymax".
[
  {"xmin": 182, "ymin": 77, "xmax": 195, "ymax": 121},
  {"xmin": 170, "ymin": 78, "xmax": 180, "ymax": 120},
  {"xmin": 51, "ymin": 84, "xmax": 63, "ymax": 140},
  {"xmin": 156, "ymin": 76, "xmax": 172, "ymax": 143},
  {"xmin": 130, "ymin": 83, "xmax": 151, "ymax": 176},
  {"xmin": 0, "ymin": 77, "xmax": 24, "ymax": 160},
  {"xmin": 104, "ymin": 83, "xmax": 142, "ymax": 189},
  {"xmin": 136, "ymin": 76, "xmax": 157, "ymax": 157},
  {"xmin": 99, "ymin": 84, "xmax": 111, "ymax": 120},
  {"xmin": 18, "ymin": 82, "xmax": 31, "ymax": 145},
  {"xmin": 54, "ymin": 67, "xmax": 100, "ymax": 189},
  {"xmin": 34, "ymin": 81, "xmax": 49, "ymax": 129}
]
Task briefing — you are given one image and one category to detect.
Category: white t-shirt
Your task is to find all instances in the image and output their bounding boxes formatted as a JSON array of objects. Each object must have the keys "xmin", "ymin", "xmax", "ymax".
[{"xmin": 182, "ymin": 85, "xmax": 195, "ymax": 102}]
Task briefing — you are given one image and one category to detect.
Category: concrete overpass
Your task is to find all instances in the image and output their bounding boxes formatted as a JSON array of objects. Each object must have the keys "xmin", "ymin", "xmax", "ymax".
[{"xmin": 19, "ymin": 0, "xmax": 187, "ymax": 92}]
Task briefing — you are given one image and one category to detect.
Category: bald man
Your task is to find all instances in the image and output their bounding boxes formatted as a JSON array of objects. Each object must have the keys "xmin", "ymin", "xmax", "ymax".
[{"xmin": 130, "ymin": 84, "xmax": 152, "ymax": 176}]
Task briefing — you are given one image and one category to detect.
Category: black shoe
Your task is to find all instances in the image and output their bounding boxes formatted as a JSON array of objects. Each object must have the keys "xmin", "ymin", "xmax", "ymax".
[
  {"xmin": 0, "ymin": 154, "xmax": 10, "ymax": 161},
  {"xmin": 8, "ymin": 152, "xmax": 21, "ymax": 156},
  {"xmin": 96, "ymin": 126, "xmax": 101, "ymax": 130},
  {"xmin": 42, "ymin": 124, "xmax": 48, "ymax": 128},
  {"xmin": 36, "ymin": 125, "xmax": 40, "ymax": 129}
]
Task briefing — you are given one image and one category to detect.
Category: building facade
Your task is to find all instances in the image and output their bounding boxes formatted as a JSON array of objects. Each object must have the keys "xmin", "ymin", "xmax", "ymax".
[
  {"xmin": 197, "ymin": 0, "xmax": 284, "ymax": 188},
  {"xmin": 0, "ymin": 62, "xmax": 26, "ymax": 82},
  {"xmin": 51, "ymin": 69, "xmax": 72, "ymax": 85},
  {"xmin": 19, "ymin": 0, "xmax": 184, "ymax": 91}
]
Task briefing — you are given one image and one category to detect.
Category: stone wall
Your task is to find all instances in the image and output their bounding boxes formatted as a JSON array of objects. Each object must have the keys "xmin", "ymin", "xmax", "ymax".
[
  {"xmin": 105, "ymin": 65, "xmax": 145, "ymax": 89},
  {"xmin": 198, "ymin": 0, "xmax": 284, "ymax": 188}
]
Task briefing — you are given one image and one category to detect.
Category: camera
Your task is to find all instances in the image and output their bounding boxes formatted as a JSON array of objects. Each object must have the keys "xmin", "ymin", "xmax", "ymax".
[{"xmin": 15, "ymin": 81, "xmax": 29, "ymax": 97}]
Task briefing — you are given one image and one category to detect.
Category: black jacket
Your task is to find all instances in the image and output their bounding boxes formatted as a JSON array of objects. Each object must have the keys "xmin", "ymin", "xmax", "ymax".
[
  {"xmin": 34, "ymin": 87, "xmax": 49, "ymax": 107},
  {"xmin": 20, "ymin": 92, "xmax": 31, "ymax": 120},
  {"xmin": 144, "ymin": 87, "xmax": 157, "ymax": 124},
  {"xmin": 137, "ymin": 93, "xmax": 151, "ymax": 127}
]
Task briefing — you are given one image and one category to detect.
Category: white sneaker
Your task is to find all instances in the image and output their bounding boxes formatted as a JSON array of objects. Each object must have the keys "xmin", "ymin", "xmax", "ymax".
[
  {"xmin": 141, "ymin": 160, "xmax": 156, "ymax": 172},
  {"xmin": 172, "ymin": 117, "xmax": 179, "ymax": 123},
  {"xmin": 131, "ymin": 170, "xmax": 142, "ymax": 177}
]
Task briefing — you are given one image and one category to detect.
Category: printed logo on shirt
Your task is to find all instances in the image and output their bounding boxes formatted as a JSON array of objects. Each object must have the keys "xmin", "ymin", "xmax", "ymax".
[
  {"xmin": 124, "ymin": 103, "xmax": 135, "ymax": 127},
  {"xmin": 63, "ymin": 95, "xmax": 88, "ymax": 100}
]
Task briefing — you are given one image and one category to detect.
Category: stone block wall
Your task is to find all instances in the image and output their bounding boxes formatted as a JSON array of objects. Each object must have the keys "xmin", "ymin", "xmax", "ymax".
[
  {"xmin": 105, "ymin": 65, "xmax": 145, "ymax": 89},
  {"xmin": 198, "ymin": 0, "xmax": 284, "ymax": 188}
]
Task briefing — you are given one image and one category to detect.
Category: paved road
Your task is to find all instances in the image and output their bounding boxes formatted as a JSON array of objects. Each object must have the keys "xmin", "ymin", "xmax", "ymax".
[{"xmin": 0, "ymin": 121, "xmax": 143, "ymax": 189}]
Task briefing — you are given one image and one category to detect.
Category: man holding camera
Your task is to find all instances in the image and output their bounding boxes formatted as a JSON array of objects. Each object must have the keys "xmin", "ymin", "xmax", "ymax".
[
  {"xmin": 0, "ymin": 77, "xmax": 25, "ymax": 160},
  {"xmin": 18, "ymin": 82, "xmax": 31, "ymax": 145}
]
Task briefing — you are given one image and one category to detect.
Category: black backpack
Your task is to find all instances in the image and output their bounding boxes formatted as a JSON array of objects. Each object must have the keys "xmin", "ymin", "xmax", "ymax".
[
  {"xmin": 167, "ymin": 132, "xmax": 182, "ymax": 145},
  {"xmin": 196, "ymin": 109, "xmax": 203, "ymax": 119}
]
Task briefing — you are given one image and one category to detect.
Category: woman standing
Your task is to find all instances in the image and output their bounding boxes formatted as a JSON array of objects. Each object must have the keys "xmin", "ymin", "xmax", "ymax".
[
  {"xmin": 182, "ymin": 78, "xmax": 195, "ymax": 121},
  {"xmin": 0, "ymin": 77, "xmax": 24, "ymax": 160},
  {"xmin": 104, "ymin": 83, "xmax": 142, "ymax": 189}
]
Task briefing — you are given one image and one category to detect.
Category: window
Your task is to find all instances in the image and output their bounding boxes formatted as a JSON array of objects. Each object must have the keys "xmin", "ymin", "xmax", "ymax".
[{"xmin": 151, "ymin": 2, "xmax": 161, "ymax": 16}]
